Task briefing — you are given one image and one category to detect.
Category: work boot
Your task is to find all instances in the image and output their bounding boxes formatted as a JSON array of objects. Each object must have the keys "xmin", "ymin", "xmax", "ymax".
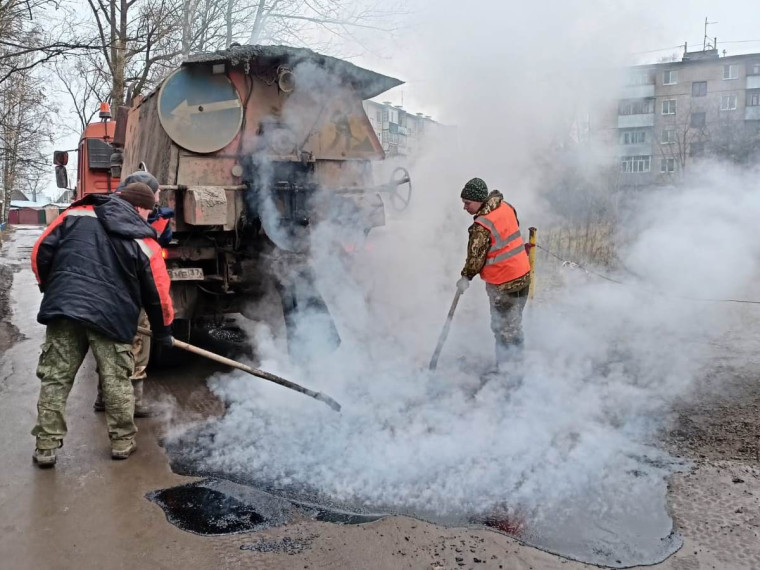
[
  {"xmin": 33, "ymin": 448, "xmax": 57, "ymax": 468},
  {"xmin": 132, "ymin": 379, "xmax": 156, "ymax": 418},
  {"xmin": 111, "ymin": 440, "xmax": 137, "ymax": 460}
]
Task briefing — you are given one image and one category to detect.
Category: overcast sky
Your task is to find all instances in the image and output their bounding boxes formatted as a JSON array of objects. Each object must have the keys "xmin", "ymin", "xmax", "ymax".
[
  {"xmin": 43, "ymin": 0, "xmax": 760, "ymax": 198},
  {"xmin": 358, "ymin": 0, "xmax": 760, "ymax": 121}
]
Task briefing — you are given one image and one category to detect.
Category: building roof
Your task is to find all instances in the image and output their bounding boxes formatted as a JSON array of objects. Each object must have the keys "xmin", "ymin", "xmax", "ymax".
[
  {"xmin": 10, "ymin": 200, "xmax": 52, "ymax": 209},
  {"xmin": 184, "ymin": 45, "xmax": 403, "ymax": 100},
  {"xmin": 631, "ymin": 50, "xmax": 760, "ymax": 70},
  {"xmin": 11, "ymin": 190, "xmax": 29, "ymax": 201}
]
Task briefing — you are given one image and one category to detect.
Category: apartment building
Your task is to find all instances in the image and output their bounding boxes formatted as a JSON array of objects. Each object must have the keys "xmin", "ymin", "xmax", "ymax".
[
  {"xmin": 613, "ymin": 48, "xmax": 760, "ymax": 186},
  {"xmin": 362, "ymin": 100, "xmax": 440, "ymax": 158}
]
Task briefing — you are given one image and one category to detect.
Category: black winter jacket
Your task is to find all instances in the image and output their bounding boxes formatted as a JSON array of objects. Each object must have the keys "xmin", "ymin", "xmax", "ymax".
[{"xmin": 32, "ymin": 194, "xmax": 174, "ymax": 343}]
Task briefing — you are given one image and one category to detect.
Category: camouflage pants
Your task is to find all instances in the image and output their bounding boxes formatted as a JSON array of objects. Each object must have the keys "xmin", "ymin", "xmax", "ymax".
[
  {"xmin": 96, "ymin": 310, "xmax": 150, "ymax": 403},
  {"xmin": 486, "ymin": 279, "xmax": 530, "ymax": 366},
  {"xmin": 32, "ymin": 319, "xmax": 137, "ymax": 450},
  {"xmin": 131, "ymin": 310, "xmax": 151, "ymax": 381}
]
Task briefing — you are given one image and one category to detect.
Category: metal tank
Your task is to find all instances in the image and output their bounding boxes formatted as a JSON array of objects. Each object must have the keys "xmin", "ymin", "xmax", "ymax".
[{"xmin": 111, "ymin": 46, "xmax": 412, "ymax": 352}]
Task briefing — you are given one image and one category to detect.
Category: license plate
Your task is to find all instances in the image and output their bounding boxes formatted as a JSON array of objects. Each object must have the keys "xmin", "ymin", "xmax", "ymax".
[{"xmin": 167, "ymin": 267, "xmax": 204, "ymax": 281}]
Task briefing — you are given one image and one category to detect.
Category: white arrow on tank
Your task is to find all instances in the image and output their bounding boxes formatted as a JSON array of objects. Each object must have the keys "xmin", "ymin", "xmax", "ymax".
[{"xmin": 170, "ymin": 98, "xmax": 241, "ymax": 117}]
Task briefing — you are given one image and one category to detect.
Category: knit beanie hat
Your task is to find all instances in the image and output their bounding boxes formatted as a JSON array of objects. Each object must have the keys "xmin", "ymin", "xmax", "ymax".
[
  {"xmin": 116, "ymin": 171, "xmax": 159, "ymax": 193},
  {"xmin": 119, "ymin": 182, "xmax": 156, "ymax": 210},
  {"xmin": 460, "ymin": 177, "xmax": 488, "ymax": 202}
]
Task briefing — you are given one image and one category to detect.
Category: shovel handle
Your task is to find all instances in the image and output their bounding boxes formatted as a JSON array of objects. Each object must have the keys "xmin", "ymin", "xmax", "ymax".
[
  {"xmin": 138, "ymin": 327, "xmax": 342, "ymax": 412},
  {"xmin": 428, "ymin": 289, "xmax": 463, "ymax": 371}
]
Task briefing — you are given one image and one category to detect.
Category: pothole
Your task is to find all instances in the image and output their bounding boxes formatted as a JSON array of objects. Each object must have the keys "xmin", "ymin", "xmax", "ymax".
[
  {"xmin": 147, "ymin": 477, "xmax": 385, "ymax": 536},
  {"xmin": 158, "ymin": 431, "xmax": 684, "ymax": 568}
]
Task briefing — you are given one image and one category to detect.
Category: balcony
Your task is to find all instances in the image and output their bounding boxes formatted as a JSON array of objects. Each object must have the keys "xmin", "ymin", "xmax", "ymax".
[
  {"xmin": 745, "ymin": 106, "xmax": 760, "ymax": 121},
  {"xmin": 621, "ymin": 84, "xmax": 655, "ymax": 99},
  {"xmin": 618, "ymin": 142, "xmax": 652, "ymax": 156},
  {"xmin": 746, "ymin": 76, "xmax": 760, "ymax": 89},
  {"xmin": 618, "ymin": 114, "xmax": 655, "ymax": 128}
]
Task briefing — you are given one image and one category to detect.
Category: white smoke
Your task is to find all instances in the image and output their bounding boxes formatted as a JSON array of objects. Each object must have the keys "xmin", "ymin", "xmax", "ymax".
[
  {"xmin": 189, "ymin": 159, "xmax": 759, "ymax": 515},
  {"xmin": 167, "ymin": 2, "xmax": 760, "ymax": 564}
]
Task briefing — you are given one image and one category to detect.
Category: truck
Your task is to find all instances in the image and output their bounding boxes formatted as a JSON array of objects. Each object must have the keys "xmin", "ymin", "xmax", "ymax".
[{"xmin": 53, "ymin": 45, "xmax": 412, "ymax": 353}]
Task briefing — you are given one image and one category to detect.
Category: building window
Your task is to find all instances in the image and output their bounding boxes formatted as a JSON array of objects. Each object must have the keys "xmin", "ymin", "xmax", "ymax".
[
  {"xmin": 619, "ymin": 99, "xmax": 654, "ymax": 115},
  {"xmin": 661, "ymin": 128, "xmax": 676, "ymax": 144},
  {"xmin": 621, "ymin": 129, "xmax": 647, "ymax": 144},
  {"xmin": 620, "ymin": 155, "xmax": 651, "ymax": 173},
  {"xmin": 660, "ymin": 158, "xmax": 676, "ymax": 173},
  {"xmin": 748, "ymin": 62, "xmax": 760, "ymax": 76},
  {"xmin": 692, "ymin": 81, "xmax": 707, "ymax": 97},
  {"xmin": 723, "ymin": 64, "xmax": 738, "ymax": 80},
  {"xmin": 689, "ymin": 113, "xmax": 705, "ymax": 128},
  {"xmin": 690, "ymin": 141, "xmax": 705, "ymax": 157},
  {"xmin": 628, "ymin": 70, "xmax": 653, "ymax": 85},
  {"xmin": 748, "ymin": 90, "xmax": 760, "ymax": 106},
  {"xmin": 690, "ymin": 112, "xmax": 706, "ymax": 128},
  {"xmin": 720, "ymin": 94, "xmax": 738, "ymax": 110},
  {"xmin": 661, "ymin": 99, "xmax": 676, "ymax": 115},
  {"xmin": 376, "ymin": 111, "xmax": 382, "ymax": 123},
  {"xmin": 663, "ymin": 70, "xmax": 678, "ymax": 85}
]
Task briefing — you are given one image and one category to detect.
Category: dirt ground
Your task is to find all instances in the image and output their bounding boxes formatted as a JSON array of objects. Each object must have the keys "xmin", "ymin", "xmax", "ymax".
[{"xmin": 1, "ymin": 226, "xmax": 759, "ymax": 570}]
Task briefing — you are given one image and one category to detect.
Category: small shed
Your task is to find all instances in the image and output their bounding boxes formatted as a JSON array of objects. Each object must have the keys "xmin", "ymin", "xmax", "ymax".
[{"xmin": 9, "ymin": 200, "xmax": 53, "ymax": 226}]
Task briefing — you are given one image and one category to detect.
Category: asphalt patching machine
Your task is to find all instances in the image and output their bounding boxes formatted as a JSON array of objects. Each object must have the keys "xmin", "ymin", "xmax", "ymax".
[{"xmin": 54, "ymin": 46, "xmax": 412, "ymax": 362}]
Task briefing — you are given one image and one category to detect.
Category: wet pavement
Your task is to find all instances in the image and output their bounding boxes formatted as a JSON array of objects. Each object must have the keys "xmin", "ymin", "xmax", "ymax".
[{"xmin": 1, "ymin": 226, "xmax": 757, "ymax": 570}]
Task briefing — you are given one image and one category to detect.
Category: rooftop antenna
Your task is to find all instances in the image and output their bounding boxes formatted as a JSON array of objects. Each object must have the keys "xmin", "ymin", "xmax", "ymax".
[{"xmin": 704, "ymin": 17, "xmax": 718, "ymax": 50}]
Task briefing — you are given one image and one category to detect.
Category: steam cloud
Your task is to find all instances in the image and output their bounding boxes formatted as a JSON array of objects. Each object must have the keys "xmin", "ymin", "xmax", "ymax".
[{"xmin": 168, "ymin": 3, "xmax": 760, "ymax": 565}]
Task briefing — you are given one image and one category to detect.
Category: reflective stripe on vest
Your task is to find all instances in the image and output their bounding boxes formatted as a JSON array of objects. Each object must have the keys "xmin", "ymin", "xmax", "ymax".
[
  {"xmin": 474, "ymin": 202, "xmax": 531, "ymax": 284},
  {"xmin": 134, "ymin": 237, "xmax": 175, "ymax": 326}
]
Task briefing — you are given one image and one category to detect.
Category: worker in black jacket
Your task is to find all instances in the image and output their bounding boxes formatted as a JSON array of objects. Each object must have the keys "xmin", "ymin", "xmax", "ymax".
[{"xmin": 30, "ymin": 183, "xmax": 174, "ymax": 467}]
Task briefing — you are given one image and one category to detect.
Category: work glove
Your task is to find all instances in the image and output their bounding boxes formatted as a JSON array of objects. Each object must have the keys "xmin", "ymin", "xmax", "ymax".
[
  {"xmin": 154, "ymin": 334, "xmax": 174, "ymax": 349},
  {"xmin": 156, "ymin": 207, "xmax": 174, "ymax": 219},
  {"xmin": 456, "ymin": 277, "xmax": 470, "ymax": 293}
]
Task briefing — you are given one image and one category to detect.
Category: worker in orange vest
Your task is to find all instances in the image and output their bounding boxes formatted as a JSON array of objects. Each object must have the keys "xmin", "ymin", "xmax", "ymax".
[{"xmin": 457, "ymin": 177, "xmax": 531, "ymax": 367}]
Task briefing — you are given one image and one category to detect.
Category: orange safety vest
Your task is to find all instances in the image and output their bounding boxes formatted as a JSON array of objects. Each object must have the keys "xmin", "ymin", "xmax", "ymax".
[
  {"xmin": 474, "ymin": 202, "xmax": 531, "ymax": 284},
  {"xmin": 151, "ymin": 217, "xmax": 169, "ymax": 235}
]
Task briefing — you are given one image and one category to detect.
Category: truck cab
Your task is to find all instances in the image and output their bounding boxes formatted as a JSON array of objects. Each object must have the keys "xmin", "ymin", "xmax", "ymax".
[{"xmin": 54, "ymin": 104, "xmax": 120, "ymax": 199}]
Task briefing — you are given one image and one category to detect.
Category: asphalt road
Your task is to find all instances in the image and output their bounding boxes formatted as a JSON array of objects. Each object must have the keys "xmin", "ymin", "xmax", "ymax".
[{"xmin": 1, "ymin": 226, "xmax": 758, "ymax": 570}]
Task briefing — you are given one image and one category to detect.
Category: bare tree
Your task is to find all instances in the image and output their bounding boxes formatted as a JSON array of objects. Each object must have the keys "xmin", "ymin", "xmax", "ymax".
[
  {"xmin": 53, "ymin": 57, "xmax": 111, "ymax": 135},
  {"xmin": 0, "ymin": 54, "xmax": 52, "ymax": 221},
  {"xmin": 84, "ymin": 0, "xmax": 190, "ymax": 106},
  {"xmin": 0, "ymin": 0, "xmax": 100, "ymax": 84},
  {"xmin": 243, "ymin": 0, "xmax": 403, "ymax": 52}
]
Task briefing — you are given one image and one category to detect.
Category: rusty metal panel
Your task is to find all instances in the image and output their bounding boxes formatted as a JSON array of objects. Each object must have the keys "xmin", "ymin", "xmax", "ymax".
[
  {"xmin": 122, "ymin": 92, "xmax": 176, "ymax": 182},
  {"xmin": 177, "ymin": 155, "xmax": 238, "ymax": 186},
  {"xmin": 301, "ymin": 97, "xmax": 384, "ymax": 161},
  {"xmin": 314, "ymin": 160, "xmax": 373, "ymax": 189},
  {"xmin": 183, "ymin": 187, "xmax": 228, "ymax": 225}
]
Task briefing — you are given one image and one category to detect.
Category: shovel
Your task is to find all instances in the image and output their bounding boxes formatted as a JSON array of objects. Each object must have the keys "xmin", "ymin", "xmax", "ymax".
[
  {"xmin": 138, "ymin": 327, "xmax": 342, "ymax": 412},
  {"xmin": 428, "ymin": 289, "xmax": 463, "ymax": 371}
]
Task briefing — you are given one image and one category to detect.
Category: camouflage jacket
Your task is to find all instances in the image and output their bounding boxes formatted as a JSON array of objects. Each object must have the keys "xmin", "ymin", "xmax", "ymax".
[{"xmin": 461, "ymin": 190, "xmax": 530, "ymax": 292}]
